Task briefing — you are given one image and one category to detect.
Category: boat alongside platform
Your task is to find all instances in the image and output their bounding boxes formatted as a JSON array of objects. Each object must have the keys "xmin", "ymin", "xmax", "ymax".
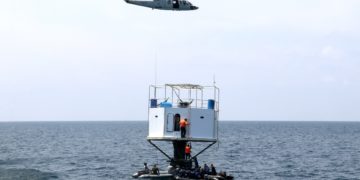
[
  {"xmin": 132, "ymin": 171, "xmax": 173, "ymax": 179},
  {"xmin": 133, "ymin": 169, "xmax": 234, "ymax": 180}
]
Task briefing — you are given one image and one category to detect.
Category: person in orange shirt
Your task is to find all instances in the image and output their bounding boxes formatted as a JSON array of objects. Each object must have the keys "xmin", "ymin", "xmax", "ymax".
[
  {"xmin": 185, "ymin": 144, "xmax": 191, "ymax": 160},
  {"xmin": 179, "ymin": 118, "xmax": 189, "ymax": 138}
]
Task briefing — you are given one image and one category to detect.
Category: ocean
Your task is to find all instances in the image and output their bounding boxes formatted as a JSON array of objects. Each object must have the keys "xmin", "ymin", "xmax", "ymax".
[{"xmin": 0, "ymin": 121, "xmax": 360, "ymax": 179}]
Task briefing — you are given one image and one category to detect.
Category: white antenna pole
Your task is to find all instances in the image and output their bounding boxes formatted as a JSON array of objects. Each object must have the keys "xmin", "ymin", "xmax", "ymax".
[
  {"xmin": 154, "ymin": 53, "xmax": 158, "ymax": 99},
  {"xmin": 155, "ymin": 54, "xmax": 158, "ymax": 87},
  {"xmin": 213, "ymin": 74, "xmax": 216, "ymax": 86}
]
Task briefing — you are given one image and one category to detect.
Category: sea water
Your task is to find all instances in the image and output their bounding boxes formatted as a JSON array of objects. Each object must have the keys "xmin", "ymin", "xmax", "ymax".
[{"xmin": 1, "ymin": 121, "xmax": 360, "ymax": 179}]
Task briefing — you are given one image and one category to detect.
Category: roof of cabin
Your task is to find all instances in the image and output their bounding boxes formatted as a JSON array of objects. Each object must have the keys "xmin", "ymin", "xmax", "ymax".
[{"xmin": 165, "ymin": 84, "xmax": 203, "ymax": 89}]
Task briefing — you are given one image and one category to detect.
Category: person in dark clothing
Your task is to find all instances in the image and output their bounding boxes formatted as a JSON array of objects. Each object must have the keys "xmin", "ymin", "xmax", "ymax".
[
  {"xmin": 204, "ymin": 164, "xmax": 210, "ymax": 174},
  {"xmin": 193, "ymin": 156, "xmax": 199, "ymax": 169},
  {"xmin": 199, "ymin": 167, "xmax": 204, "ymax": 178},
  {"xmin": 137, "ymin": 162, "xmax": 150, "ymax": 176},
  {"xmin": 210, "ymin": 164, "xmax": 217, "ymax": 175},
  {"xmin": 151, "ymin": 165, "xmax": 160, "ymax": 175},
  {"xmin": 144, "ymin": 163, "xmax": 149, "ymax": 173}
]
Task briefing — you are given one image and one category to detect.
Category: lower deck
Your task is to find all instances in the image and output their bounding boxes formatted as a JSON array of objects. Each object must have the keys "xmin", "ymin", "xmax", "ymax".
[{"xmin": 147, "ymin": 137, "xmax": 217, "ymax": 142}]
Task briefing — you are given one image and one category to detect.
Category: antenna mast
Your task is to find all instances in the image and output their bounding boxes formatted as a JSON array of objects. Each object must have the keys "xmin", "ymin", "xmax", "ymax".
[
  {"xmin": 154, "ymin": 54, "xmax": 158, "ymax": 98},
  {"xmin": 155, "ymin": 54, "xmax": 158, "ymax": 86},
  {"xmin": 213, "ymin": 74, "xmax": 216, "ymax": 86}
]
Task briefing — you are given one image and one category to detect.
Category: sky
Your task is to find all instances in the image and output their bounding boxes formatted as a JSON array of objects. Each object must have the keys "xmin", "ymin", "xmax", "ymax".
[{"xmin": 0, "ymin": 0, "xmax": 359, "ymax": 121}]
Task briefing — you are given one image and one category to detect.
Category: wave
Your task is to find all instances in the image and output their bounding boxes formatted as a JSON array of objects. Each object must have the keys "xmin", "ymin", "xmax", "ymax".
[{"xmin": 0, "ymin": 168, "xmax": 58, "ymax": 180}]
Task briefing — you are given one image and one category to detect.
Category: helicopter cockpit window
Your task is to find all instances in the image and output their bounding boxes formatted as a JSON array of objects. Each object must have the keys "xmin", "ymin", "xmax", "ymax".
[{"xmin": 172, "ymin": 0, "xmax": 179, "ymax": 8}]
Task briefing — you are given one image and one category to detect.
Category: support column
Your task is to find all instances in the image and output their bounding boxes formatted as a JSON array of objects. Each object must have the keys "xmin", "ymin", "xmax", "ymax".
[
  {"xmin": 173, "ymin": 141, "xmax": 187, "ymax": 160},
  {"xmin": 172, "ymin": 141, "xmax": 189, "ymax": 168}
]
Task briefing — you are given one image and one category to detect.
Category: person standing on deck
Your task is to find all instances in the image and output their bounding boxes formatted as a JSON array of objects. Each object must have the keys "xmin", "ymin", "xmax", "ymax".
[
  {"xmin": 180, "ymin": 118, "xmax": 189, "ymax": 138},
  {"xmin": 210, "ymin": 164, "xmax": 217, "ymax": 175}
]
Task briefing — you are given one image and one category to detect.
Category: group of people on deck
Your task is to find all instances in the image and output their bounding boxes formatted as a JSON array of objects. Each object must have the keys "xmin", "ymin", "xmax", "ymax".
[
  {"xmin": 142, "ymin": 163, "xmax": 159, "ymax": 175},
  {"xmin": 141, "ymin": 162, "xmax": 221, "ymax": 179},
  {"xmin": 175, "ymin": 163, "xmax": 218, "ymax": 179}
]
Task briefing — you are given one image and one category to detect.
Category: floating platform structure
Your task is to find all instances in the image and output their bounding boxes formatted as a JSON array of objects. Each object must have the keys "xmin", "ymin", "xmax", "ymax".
[
  {"xmin": 133, "ymin": 84, "xmax": 233, "ymax": 179},
  {"xmin": 148, "ymin": 84, "xmax": 219, "ymax": 164}
]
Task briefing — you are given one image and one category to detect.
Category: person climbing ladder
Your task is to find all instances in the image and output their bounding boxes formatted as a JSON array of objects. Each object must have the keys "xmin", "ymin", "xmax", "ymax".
[{"xmin": 185, "ymin": 144, "xmax": 191, "ymax": 160}]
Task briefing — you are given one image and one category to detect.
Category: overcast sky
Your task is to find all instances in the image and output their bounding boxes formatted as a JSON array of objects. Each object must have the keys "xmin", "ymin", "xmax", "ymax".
[{"xmin": 1, "ymin": 0, "xmax": 359, "ymax": 121}]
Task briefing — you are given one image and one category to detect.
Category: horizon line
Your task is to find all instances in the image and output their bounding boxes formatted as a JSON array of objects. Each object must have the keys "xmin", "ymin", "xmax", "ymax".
[{"xmin": 0, "ymin": 120, "xmax": 359, "ymax": 123}]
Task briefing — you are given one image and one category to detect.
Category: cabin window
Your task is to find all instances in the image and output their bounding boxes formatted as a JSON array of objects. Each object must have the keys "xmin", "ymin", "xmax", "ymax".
[{"xmin": 174, "ymin": 114, "xmax": 180, "ymax": 131}]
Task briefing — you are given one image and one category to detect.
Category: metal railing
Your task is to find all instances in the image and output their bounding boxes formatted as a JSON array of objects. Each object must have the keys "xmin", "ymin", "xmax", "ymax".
[{"xmin": 148, "ymin": 84, "xmax": 220, "ymax": 111}]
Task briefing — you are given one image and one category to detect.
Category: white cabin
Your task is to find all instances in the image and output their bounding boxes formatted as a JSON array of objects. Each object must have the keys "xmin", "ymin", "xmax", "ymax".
[{"xmin": 147, "ymin": 84, "xmax": 219, "ymax": 142}]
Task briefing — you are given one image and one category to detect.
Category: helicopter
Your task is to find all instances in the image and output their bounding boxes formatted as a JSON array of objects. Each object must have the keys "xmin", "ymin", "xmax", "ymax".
[{"xmin": 124, "ymin": 0, "xmax": 198, "ymax": 10}]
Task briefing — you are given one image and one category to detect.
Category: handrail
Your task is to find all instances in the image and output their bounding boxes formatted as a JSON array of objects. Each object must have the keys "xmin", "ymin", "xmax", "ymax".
[
  {"xmin": 149, "ymin": 99, "xmax": 219, "ymax": 110},
  {"xmin": 148, "ymin": 84, "xmax": 220, "ymax": 111}
]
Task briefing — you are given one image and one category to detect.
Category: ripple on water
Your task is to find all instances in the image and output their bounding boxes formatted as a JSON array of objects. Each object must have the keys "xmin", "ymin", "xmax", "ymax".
[
  {"xmin": 1, "ymin": 122, "xmax": 360, "ymax": 179},
  {"xmin": 0, "ymin": 168, "xmax": 58, "ymax": 180}
]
